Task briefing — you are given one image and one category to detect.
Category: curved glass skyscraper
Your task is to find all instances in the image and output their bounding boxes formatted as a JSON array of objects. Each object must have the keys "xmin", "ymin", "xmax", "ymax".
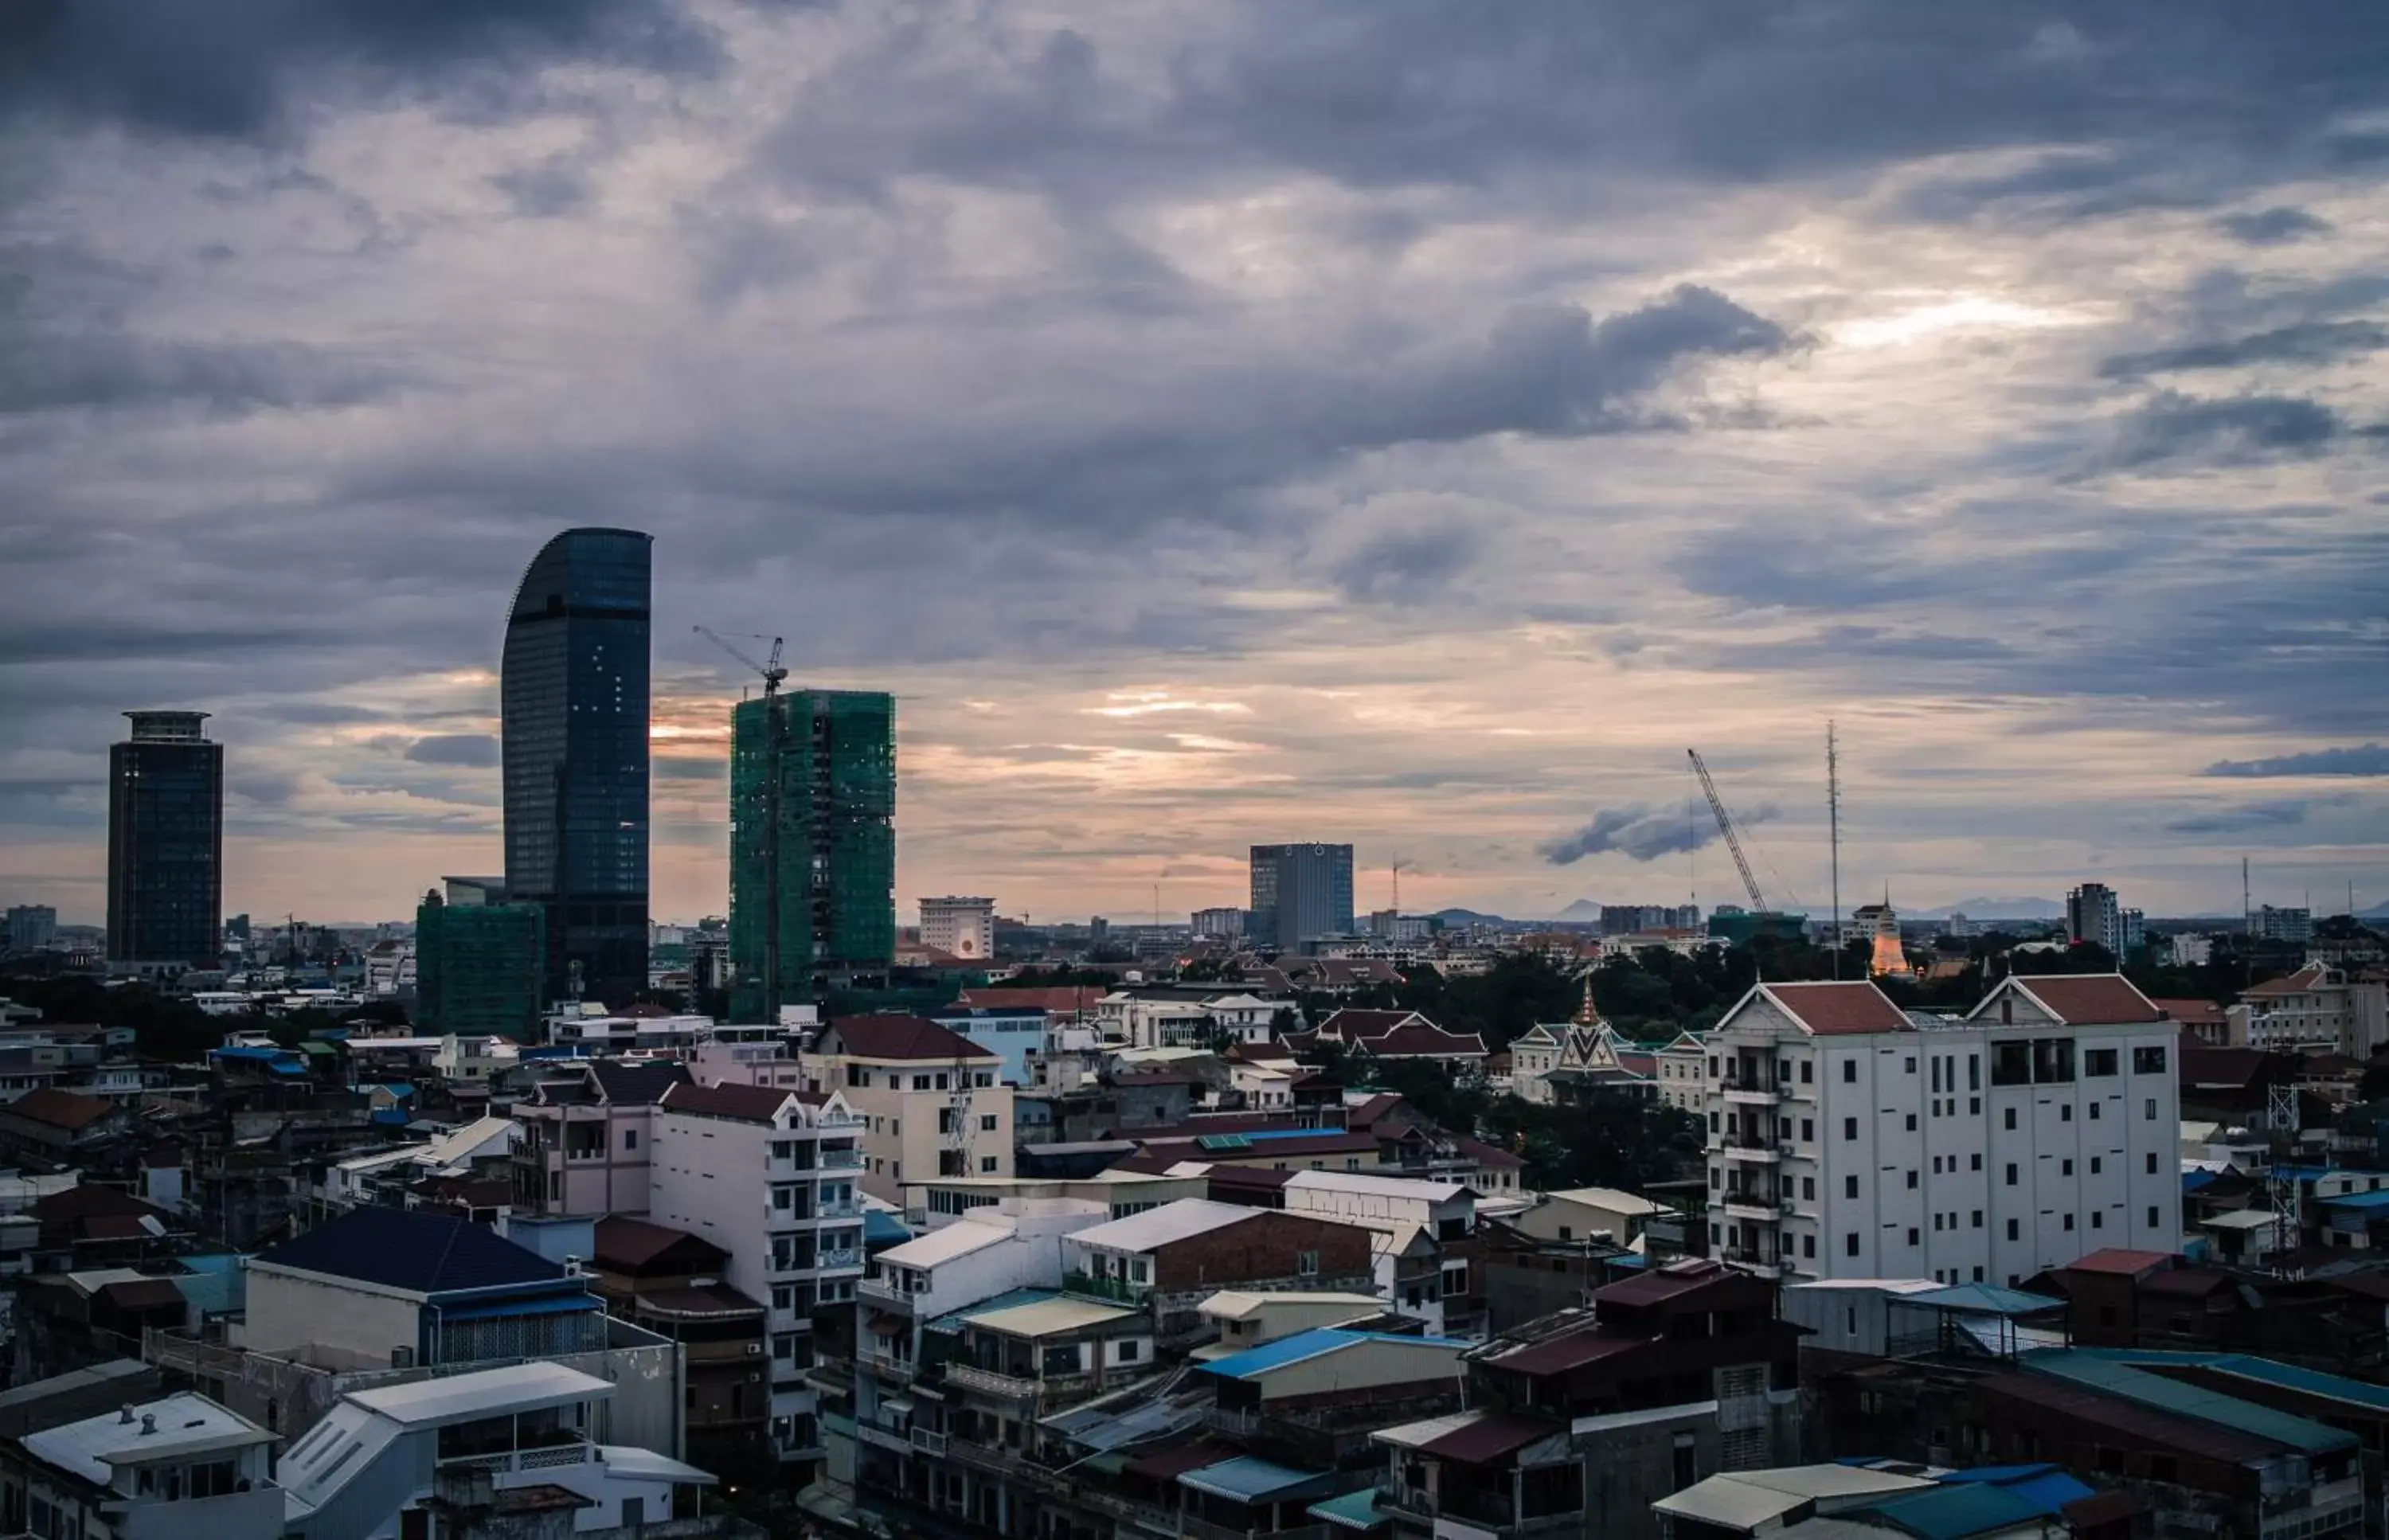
[{"xmin": 502, "ymin": 528, "xmax": 652, "ymax": 1004}]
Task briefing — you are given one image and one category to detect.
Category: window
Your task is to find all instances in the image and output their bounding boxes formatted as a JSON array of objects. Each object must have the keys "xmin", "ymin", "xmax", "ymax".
[
  {"xmin": 2148, "ymin": 1206, "xmax": 2161, "ymax": 1227},
  {"xmin": 1846, "ymin": 1175, "xmax": 1860, "ymax": 1198},
  {"xmin": 1801, "ymin": 1061, "xmax": 1813, "ymax": 1083},
  {"xmin": 2007, "ymin": 1218, "xmax": 2020, "ymax": 1241},
  {"xmin": 1844, "ymin": 1061, "xmax": 1857, "ymax": 1084},
  {"xmin": 2063, "ymin": 1213, "xmax": 2075, "ymax": 1232},
  {"xmin": 1803, "ymin": 1177, "xmax": 1816, "ymax": 1199},
  {"xmin": 624, "ymin": 1129, "xmax": 638, "ymax": 1151},
  {"xmin": 980, "ymin": 1156, "xmax": 999, "ymax": 1173},
  {"xmin": 2083, "ymin": 1048, "xmax": 2117, "ymax": 1077},
  {"xmin": 2062, "ymin": 1159, "xmax": 2074, "ymax": 1176},
  {"xmin": 979, "ymin": 1114, "xmax": 998, "ymax": 1132},
  {"xmin": 1906, "ymin": 1170, "xmax": 1918, "ymax": 1190},
  {"xmin": 2005, "ymin": 1163, "xmax": 2018, "ymax": 1186},
  {"xmin": 2145, "ymin": 1152, "xmax": 2159, "ymax": 1175},
  {"xmin": 1118, "ymin": 1338, "xmax": 1141, "ymax": 1362},
  {"xmin": 2060, "ymin": 1104, "xmax": 2072, "ymax": 1123},
  {"xmin": 1297, "ymin": 1250, "xmax": 1320, "ymax": 1276},
  {"xmin": 1971, "ymin": 1210, "xmax": 1982, "ymax": 1229},
  {"xmin": 2004, "ymin": 1108, "xmax": 2017, "ymax": 1131},
  {"xmin": 1906, "ymin": 1056, "xmax": 1917, "ymax": 1074},
  {"xmin": 1846, "ymin": 1233, "xmax": 1861, "ymax": 1257},
  {"xmin": 1905, "ymin": 1114, "xmax": 1918, "ymax": 1132},
  {"xmin": 1971, "ymin": 1153, "xmax": 1982, "ymax": 1171},
  {"xmin": 1804, "ymin": 1235, "xmax": 1816, "ymax": 1258},
  {"xmin": 2145, "ymin": 1098, "xmax": 2157, "ymax": 1120},
  {"xmin": 1933, "ymin": 1213, "xmax": 1943, "ymax": 1232},
  {"xmin": 1801, "ymin": 1119, "xmax": 1814, "ymax": 1141},
  {"xmin": 2091, "ymin": 1211, "xmax": 2104, "ymax": 1229},
  {"xmin": 935, "ymin": 1073, "xmax": 951, "ymax": 1091},
  {"xmin": 1969, "ymin": 1053, "xmax": 1980, "ymax": 1091},
  {"xmin": 912, "ymin": 1074, "xmax": 930, "ymax": 1091},
  {"xmin": 1991, "ymin": 1042, "xmax": 2031, "ymax": 1086},
  {"xmin": 2133, "ymin": 1046, "xmax": 2168, "ymax": 1075},
  {"xmin": 2089, "ymin": 1100, "xmax": 2101, "ymax": 1121},
  {"xmin": 2090, "ymin": 1157, "xmax": 2101, "ymax": 1175},
  {"xmin": 1906, "ymin": 1227, "xmax": 1920, "ymax": 1246},
  {"xmin": 1844, "ymin": 1117, "xmax": 1859, "ymax": 1140}
]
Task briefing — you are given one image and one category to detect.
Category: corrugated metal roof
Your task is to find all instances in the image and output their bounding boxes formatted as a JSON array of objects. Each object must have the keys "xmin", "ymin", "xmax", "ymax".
[
  {"xmin": 1309, "ymin": 1487, "xmax": 1389, "ymax": 1531},
  {"xmin": 1860, "ymin": 1483, "xmax": 2048, "ymax": 1540},
  {"xmin": 1196, "ymin": 1327, "xmax": 1467, "ymax": 1381},
  {"xmin": 2019, "ymin": 1352, "xmax": 2356, "ymax": 1456},
  {"xmin": 1067, "ymin": 1198, "xmax": 1257, "ymax": 1252},
  {"xmin": 964, "ymin": 1296, "xmax": 1139, "ymax": 1337},
  {"xmin": 1178, "ymin": 1455, "xmax": 1335, "ymax": 1503},
  {"xmin": 1904, "ymin": 1283, "xmax": 2064, "ymax": 1315}
]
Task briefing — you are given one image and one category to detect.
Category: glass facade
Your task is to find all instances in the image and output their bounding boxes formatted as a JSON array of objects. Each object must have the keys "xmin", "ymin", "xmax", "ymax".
[
  {"xmin": 107, "ymin": 711, "xmax": 223, "ymax": 968},
  {"xmin": 729, "ymin": 690, "xmax": 896, "ymax": 1021},
  {"xmin": 501, "ymin": 528, "xmax": 651, "ymax": 1004},
  {"xmin": 1248, "ymin": 843, "xmax": 1355, "ymax": 950}
]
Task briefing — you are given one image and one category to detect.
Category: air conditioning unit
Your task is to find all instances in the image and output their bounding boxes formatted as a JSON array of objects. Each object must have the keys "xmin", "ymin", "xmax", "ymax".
[
  {"xmin": 391, "ymin": 1347, "xmax": 416, "ymax": 1369},
  {"xmin": 745, "ymin": 1343, "xmax": 762, "ymax": 1355},
  {"xmin": 747, "ymin": 1371, "xmax": 761, "ymax": 1383}
]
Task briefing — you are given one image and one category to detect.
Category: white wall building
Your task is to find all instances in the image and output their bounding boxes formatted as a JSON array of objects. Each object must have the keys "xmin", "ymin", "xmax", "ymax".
[
  {"xmin": 648, "ymin": 1081, "xmax": 867, "ymax": 1464},
  {"xmin": 1281, "ymin": 1171, "xmax": 1475, "ymax": 1337},
  {"xmin": 803, "ymin": 1015, "xmax": 1014, "ymax": 1202},
  {"xmin": 1701, "ymin": 975, "xmax": 2184, "ymax": 1289},
  {"xmin": 918, "ymin": 896, "xmax": 997, "ymax": 962}
]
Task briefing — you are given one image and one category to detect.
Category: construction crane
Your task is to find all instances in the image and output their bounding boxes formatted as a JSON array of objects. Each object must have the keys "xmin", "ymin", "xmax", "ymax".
[
  {"xmin": 1687, "ymin": 749, "xmax": 1768, "ymax": 913},
  {"xmin": 696, "ymin": 627, "xmax": 789, "ymax": 1022}
]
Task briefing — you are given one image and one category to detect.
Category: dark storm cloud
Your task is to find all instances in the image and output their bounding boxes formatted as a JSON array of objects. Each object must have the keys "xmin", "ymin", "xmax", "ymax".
[
  {"xmin": 1331, "ymin": 526, "xmax": 1481, "ymax": 602},
  {"xmin": 2217, "ymin": 207, "xmax": 2333, "ymax": 245},
  {"xmin": 0, "ymin": 0, "xmax": 719, "ymax": 139},
  {"xmin": 2098, "ymin": 321, "xmax": 2389, "ymax": 378},
  {"xmin": 2099, "ymin": 392, "xmax": 2364, "ymax": 469},
  {"xmin": 0, "ymin": 328, "xmax": 395, "ymax": 417},
  {"xmin": 2206, "ymin": 745, "xmax": 2389, "ymax": 779},
  {"xmin": 1542, "ymin": 799, "xmax": 1780, "ymax": 866},
  {"xmin": 2162, "ymin": 800, "xmax": 2309, "ymax": 834},
  {"xmin": 403, "ymin": 734, "xmax": 500, "ymax": 768}
]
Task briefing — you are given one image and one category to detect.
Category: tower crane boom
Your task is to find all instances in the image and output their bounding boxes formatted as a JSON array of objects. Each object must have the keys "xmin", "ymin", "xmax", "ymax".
[
  {"xmin": 696, "ymin": 626, "xmax": 791, "ymax": 1021},
  {"xmin": 1687, "ymin": 748, "xmax": 1768, "ymax": 913}
]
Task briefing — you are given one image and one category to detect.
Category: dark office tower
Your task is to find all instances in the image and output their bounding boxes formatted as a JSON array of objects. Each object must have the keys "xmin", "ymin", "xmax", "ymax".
[
  {"xmin": 502, "ymin": 528, "xmax": 652, "ymax": 1006},
  {"xmin": 1248, "ymin": 842, "xmax": 1355, "ymax": 951},
  {"xmin": 107, "ymin": 711, "xmax": 223, "ymax": 971},
  {"xmin": 729, "ymin": 690, "xmax": 895, "ymax": 1021}
]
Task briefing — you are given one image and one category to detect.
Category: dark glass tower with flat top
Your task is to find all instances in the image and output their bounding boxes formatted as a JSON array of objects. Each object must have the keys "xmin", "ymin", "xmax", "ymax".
[
  {"xmin": 502, "ymin": 528, "xmax": 652, "ymax": 1005},
  {"xmin": 107, "ymin": 710, "xmax": 222, "ymax": 971}
]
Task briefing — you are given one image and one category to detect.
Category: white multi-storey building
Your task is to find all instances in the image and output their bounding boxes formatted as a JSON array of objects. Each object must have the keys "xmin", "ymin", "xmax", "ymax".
[
  {"xmin": 804, "ymin": 1014, "xmax": 1015, "ymax": 1202},
  {"xmin": 649, "ymin": 1081, "xmax": 867, "ymax": 1466},
  {"xmin": 1702, "ymin": 975, "xmax": 2183, "ymax": 1289},
  {"xmin": 918, "ymin": 896, "xmax": 997, "ymax": 961}
]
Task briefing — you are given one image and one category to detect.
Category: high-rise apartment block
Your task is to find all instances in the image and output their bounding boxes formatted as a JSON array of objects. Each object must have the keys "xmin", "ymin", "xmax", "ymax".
[
  {"xmin": 415, "ymin": 881, "xmax": 546, "ymax": 1036},
  {"xmin": 5, "ymin": 905, "xmax": 57, "ymax": 952},
  {"xmin": 501, "ymin": 528, "xmax": 652, "ymax": 1005},
  {"xmin": 2066, "ymin": 882, "xmax": 2125, "ymax": 956},
  {"xmin": 804, "ymin": 1014, "xmax": 1011, "ymax": 1202},
  {"xmin": 106, "ymin": 710, "xmax": 222, "ymax": 971},
  {"xmin": 1703, "ymin": 975, "xmax": 2182, "ymax": 1288},
  {"xmin": 729, "ymin": 689, "xmax": 896, "ymax": 1020},
  {"xmin": 1191, "ymin": 905, "xmax": 1248, "ymax": 939},
  {"xmin": 917, "ymin": 895, "xmax": 995, "ymax": 961},
  {"xmin": 1248, "ymin": 842, "xmax": 1355, "ymax": 949},
  {"xmin": 2256, "ymin": 905, "xmax": 2315, "ymax": 944}
]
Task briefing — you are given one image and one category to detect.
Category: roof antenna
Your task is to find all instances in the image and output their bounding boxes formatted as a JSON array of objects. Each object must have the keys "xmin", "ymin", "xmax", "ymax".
[{"xmin": 1828, "ymin": 721, "xmax": 1842, "ymax": 981}]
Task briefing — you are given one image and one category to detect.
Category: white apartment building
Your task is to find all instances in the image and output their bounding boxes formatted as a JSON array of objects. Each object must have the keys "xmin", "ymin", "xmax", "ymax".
[
  {"xmin": 1703, "ymin": 975, "xmax": 2183, "ymax": 1289},
  {"xmin": 804, "ymin": 1014, "xmax": 1015, "ymax": 1202},
  {"xmin": 1281, "ymin": 1170, "xmax": 1478, "ymax": 1338},
  {"xmin": 648, "ymin": 1081, "xmax": 867, "ymax": 1464},
  {"xmin": 918, "ymin": 896, "xmax": 997, "ymax": 961},
  {"xmin": 2232, "ymin": 964, "xmax": 2389, "ymax": 1057}
]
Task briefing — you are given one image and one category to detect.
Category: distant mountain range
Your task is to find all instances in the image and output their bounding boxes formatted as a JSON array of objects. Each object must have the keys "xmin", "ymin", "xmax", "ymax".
[{"xmin": 1910, "ymin": 897, "xmax": 2066, "ymax": 920}]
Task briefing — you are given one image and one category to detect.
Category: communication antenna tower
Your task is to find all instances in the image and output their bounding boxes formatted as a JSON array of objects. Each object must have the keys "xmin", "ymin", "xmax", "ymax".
[
  {"xmin": 1828, "ymin": 721, "xmax": 1843, "ymax": 981},
  {"xmin": 2268, "ymin": 1078, "xmax": 2299, "ymax": 1273}
]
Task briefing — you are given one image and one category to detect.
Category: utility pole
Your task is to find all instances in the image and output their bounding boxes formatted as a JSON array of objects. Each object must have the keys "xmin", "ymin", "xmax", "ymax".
[{"xmin": 1828, "ymin": 721, "xmax": 1842, "ymax": 981}]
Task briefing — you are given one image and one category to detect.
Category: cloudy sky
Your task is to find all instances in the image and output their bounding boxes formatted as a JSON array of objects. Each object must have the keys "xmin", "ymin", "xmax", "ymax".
[{"xmin": 3, "ymin": 2, "xmax": 2385, "ymax": 928}]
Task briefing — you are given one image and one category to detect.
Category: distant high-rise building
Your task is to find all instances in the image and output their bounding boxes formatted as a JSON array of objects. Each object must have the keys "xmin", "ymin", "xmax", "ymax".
[
  {"xmin": 106, "ymin": 711, "xmax": 222, "ymax": 971},
  {"xmin": 415, "ymin": 884, "xmax": 546, "ymax": 1036},
  {"xmin": 6, "ymin": 905, "xmax": 57, "ymax": 952},
  {"xmin": 501, "ymin": 528, "xmax": 652, "ymax": 1006},
  {"xmin": 1249, "ymin": 843, "xmax": 1355, "ymax": 950},
  {"xmin": 2066, "ymin": 882, "xmax": 2125, "ymax": 956},
  {"xmin": 1191, "ymin": 906, "xmax": 1248, "ymax": 940},
  {"xmin": 729, "ymin": 689, "xmax": 896, "ymax": 1021},
  {"xmin": 2255, "ymin": 905, "xmax": 2313, "ymax": 944},
  {"xmin": 919, "ymin": 896, "xmax": 995, "ymax": 961}
]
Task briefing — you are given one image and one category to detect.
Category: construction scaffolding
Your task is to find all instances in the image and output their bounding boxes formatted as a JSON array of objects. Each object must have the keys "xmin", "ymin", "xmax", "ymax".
[{"xmin": 729, "ymin": 689, "xmax": 897, "ymax": 1022}]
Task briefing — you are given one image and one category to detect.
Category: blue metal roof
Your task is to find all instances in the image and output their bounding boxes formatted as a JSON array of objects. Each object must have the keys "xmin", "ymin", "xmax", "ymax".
[
  {"xmin": 2201, "ymin": 1354, "xmax": 2389, "ymax": 1414},
  {"xmin": 1863, "ymin": 1483, "xmax": 2050, "ymax": 1540},
  {"xmin": 864, "ymin": 1210, "xmax": 913, "ymax": 1246},
  {"xmin": 255, "ymin": 1206, "xmax": 567, "ymax": 1296},
  {"xmin": 2321, "ymin": 1190, "xmax": 2389, "ymax": 1211},
  {"xmin": 1196, "ymin": 1327, "xmax": 1468, "ymax": 1382},
  {"xmin": 2006, "ymin": 1472, "xmax": 2096, "ymax": 1513},
  {"xmin": 1906, "ymin": 1284, "xmax": 2063, "ymax": 1316},
  {"xmin": 2181, "ymin": 1170, "xmax": 2219, "ymax": 1194},
  {"xmin": 2020, "ymin": 1350, "xmax": 2356, "ymax": 1456},
  {"xmin": 436, "ymin": 1291, "xmax": 603, "ymax": 1323},
  {"xmin": 1308, "ymin": 1488, "xmax": 1390, "ymax": 1531},
  {"xmin": 1178, "ymin": 1456, "xmax": 1336, "ymax": 1503}
]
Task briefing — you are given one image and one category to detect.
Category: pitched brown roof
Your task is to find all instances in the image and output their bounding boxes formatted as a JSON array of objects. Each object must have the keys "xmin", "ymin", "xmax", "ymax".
[
  {"xmin": 1759, "ymin": 981, "xmax": 1910, "ymax": 1035},
  {"xmin": 2243, "ymin": 965, "xmax": 2328, "ymax": 999},
  {"xmin": 1316, "ymin": 1009, "xmax": 1421, "ymax": 1041},
  {"xmin": 957, "ymin": 986, "xmax": 1108, "ymax": 1015},
  {"xmin": 96, "ymin": 1278, "xmax": 188, "ymax": 1313},
  {"xmin": 2064, "ymin": 1247, "xmax": 2174, "ymax": 1277},
  {"xmin": 2015, "ymin": 974, "xmax": 2166, "ymax": 1026},
  {"xmin": 2152, "ymin": 998, "xmax": 2227, "ymax": 1027},
  {"xmin": 660, "ymin": 1081, "xmax": 798, "ymax": 1124},
  {"xmin": 1358, "ymin": 1022, "xmax": 1489, "ymax": 1058},
  {"xmin": 595, "ymin": 1215, "xmax": 727, "ymax": 1270},
  {"xmin": 5, "ymin": 1088, "xmax": 120, "ymax": 1132},
  {"xmin": 820, "ymin": 1014, "xmax": 998, "ymax": 1061},
  {"xmin": 29, "ymin": 1184, "xmax": 167, "ymax": 1225}
]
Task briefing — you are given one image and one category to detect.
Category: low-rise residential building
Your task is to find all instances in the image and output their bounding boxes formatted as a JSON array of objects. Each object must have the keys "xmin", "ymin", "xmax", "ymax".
[
  {"xmin": 1059, "ymin": 1198, "xmax": 1378, "ymax": 1347},
  {"xmin": 588, "ymin": 1218, "xmax": 768, "ymax": 1475},
  {"xmin": 648, "ymin": 1081, "xmax": 868, "ymax": 1468},
  {"xmin": 1508, "ymin": 1187, "xmax": 1673, "ymax": 1249},
  {"xmin": 1281, "ymin": 1171, "xmax": 1488, "ymax": 1339},
  {"xmin": 1195, "ymin": 1289, "xmax": 1398, "ymax": 1358},
  {"xmin": 6, "ymin": 1391, "xmax": 280, "ymax": 1540},
  {"xmin": 804, "ymin": 1014, "xmax": 1014, "ymax": 1201},
  {"xmin": 510, "ymin": 1059, "xmax": 690, "ymax": 1219},
  {"xmin": 2233, "ymin": 965, "xmax": 2389, "ymax": 1057}
]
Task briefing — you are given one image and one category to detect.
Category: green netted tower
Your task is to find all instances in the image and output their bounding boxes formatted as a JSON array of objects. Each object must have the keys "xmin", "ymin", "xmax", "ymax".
[
  {"xmin": 416, "ymin": 889, "xmax": 546, "ymax": 1036},
  {"xmin": 729, "ymin": 689, "xmax": 896, "ymax": 1022}
]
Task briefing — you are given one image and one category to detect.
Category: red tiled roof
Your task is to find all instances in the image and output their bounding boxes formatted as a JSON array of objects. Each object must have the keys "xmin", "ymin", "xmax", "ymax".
[
  {"xmin": 2064, "ymin": 1247, "xmax": 2174, "ymax": 1277},
  {"xmin": 1317, "ymin": 1009, "xmax": 1421, "ymax": 1041},
  {"xmin": 5, "ymin": 1088, "xmax": 120, "ymax": 1132},
  {"xmin": 596, "ymin": 1215, "xmax": 727, "ymax": 1270},
  {"xmin": 2243, "ymin": 965, "xmax": 2328, "ymax": 999},
  {"xmin": 29, "ymin": 1184, "xmax": 166, "ymax": 1224},
  {"xmin": 660, "ymin": 1081, "xmax": 798, "ymax": 1124},
  {"xmin": 1484, "ymin": 1326, "xmax": 1642, "ymax": 1376},
  {"xmin": 2015, "ymin": 974, "xmax": 2166, "ymax": 1026},
  {"xmin": 1760, "ymin": 982, "xmax": 1911, "ymax": 1036},
  {"xmin": 821, "ymin": 1014, "xmax": 999, "ymax": 1061},
  {"xmin": 2152, "ymin": 998, "xmax": 2227, "ymax": 1027},
  {"xmin": 96, "ymin": 1278, "xmax": 187, "ymax": 1313},
  {"xmin": 1419, "ymin": 1412, "xmax": 1562, "ymax": 1464},
  {"xmin": 1346, "ymin": 1093, "xmax": 1403, "ymax": 1128},
  {"xmin": 1455, "ymin": 1135, "xmax": 1524, "ymax": 1169}
]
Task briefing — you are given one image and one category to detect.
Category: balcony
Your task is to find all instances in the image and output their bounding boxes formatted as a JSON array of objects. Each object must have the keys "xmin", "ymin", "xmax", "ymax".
[
  {"xmin": 942, "ymin": 1362, "xmax": 1041, "ymax": 1400},
  {"xmin": 1721, "ymin": 1136, "xmax": 1782, "ymax": 1163},
  {"xmin": 1720, "ymin": 1190, "xmax": 1781, "ymax": 1220},
  {"xmin": 910, "ymin": 1427, "xmax": 948, "ymax": 1457},
  {"xmin": 819, "ymin": 1198, "xmax": 862, "ymax": 1220},
  {"xmin": 1719, "ymin": 1246, "xmax": 1783, "ymax": 1277},
  {"xmin": 438, "ymin": 1440, "xmax": 595, "ymax": 1476},
  {"xmin": 1183, "ymin": 1518, "xmax": 1329, "ymax": 1540},
  {"xmin": 819, "ymin": 1246, "xmax": 862, "ymax": 1272},
  {"xmin": 858, "ymin": 1276, "xmax": 917, "ymax": 1309},
  {"xmin": 821, "ymin": 1148, "xmax": 864, "ymax": 1169},
  {"xmin": 1721, "ymin": 1081, "xmax": 1781, "ymax": 1107},
  {"xmin": 860, "ymin": 1350, "xmax": 915, "ymax": 1386}
]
